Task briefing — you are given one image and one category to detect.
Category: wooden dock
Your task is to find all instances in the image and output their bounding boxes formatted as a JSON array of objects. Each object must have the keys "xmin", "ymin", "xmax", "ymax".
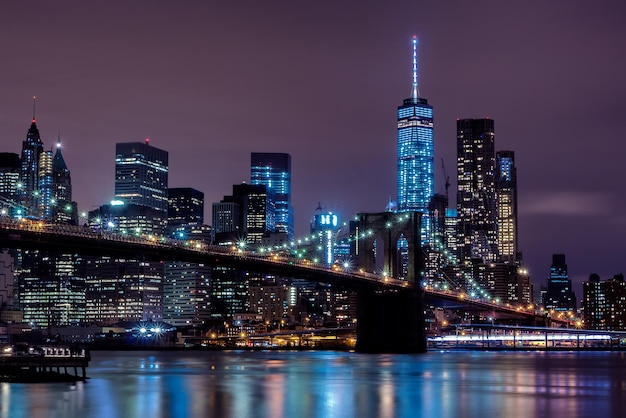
[{"xmin": 0, "ymin": 346, "xmax": 90, "ymax": 382}]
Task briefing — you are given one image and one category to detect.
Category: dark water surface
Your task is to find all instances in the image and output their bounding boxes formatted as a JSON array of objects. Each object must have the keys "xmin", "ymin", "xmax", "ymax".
[{"xmin": 3, "ymin": 350, "xmax": 626, "ymax": 418}]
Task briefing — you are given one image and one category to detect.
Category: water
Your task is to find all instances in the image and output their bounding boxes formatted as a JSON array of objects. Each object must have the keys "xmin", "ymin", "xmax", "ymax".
[{"xmin": 2, "ymin": 350, "xmax": 626, "ymax": 418}]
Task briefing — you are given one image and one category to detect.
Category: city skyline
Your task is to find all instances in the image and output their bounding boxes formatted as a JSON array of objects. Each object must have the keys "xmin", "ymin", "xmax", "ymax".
[{"xmin": 1, "ymin": 1, "xmax": 625, "ymax": 294}]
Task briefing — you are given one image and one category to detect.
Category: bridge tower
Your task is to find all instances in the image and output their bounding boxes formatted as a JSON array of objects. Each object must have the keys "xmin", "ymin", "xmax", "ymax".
[{"xmin": 352, "ymin": 211, "xmax": 426, "ymax": 353}]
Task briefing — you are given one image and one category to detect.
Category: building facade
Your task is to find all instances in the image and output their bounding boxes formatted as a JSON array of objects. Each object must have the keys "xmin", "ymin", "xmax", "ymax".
[
  {"xmin": 456, "ymin": 118, "xmax": 497, "ymax": 265},
  {"xmin": 19, "ymin": 118, "xmax": 44, "ymax": 216},
  {"xmin": 583, "ymin": 273, "xmax": 626, "ymax": 330},
  {"xmin": 543, "ymin": 254, "xmax": 577, "ymax": 312},
  {"xmin": 250, "ymin": 153, "xmax": 293, "ymax": 240},
  {"xmin": 496, "ymin": 150, "xmax": 518, "ymax": 264},
  {"xmin": 397, "ymin": 36, "xmax": 434, "ymax": 244},
  {"xmin": 115, "ymin": 140, "xmax": 169, "ymax": 213}
]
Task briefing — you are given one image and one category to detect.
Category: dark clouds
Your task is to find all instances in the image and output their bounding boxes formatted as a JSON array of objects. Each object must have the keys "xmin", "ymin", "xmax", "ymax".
[{"xmin": 1, "ymin": 1, "xmax": 625, "ymax": 295}]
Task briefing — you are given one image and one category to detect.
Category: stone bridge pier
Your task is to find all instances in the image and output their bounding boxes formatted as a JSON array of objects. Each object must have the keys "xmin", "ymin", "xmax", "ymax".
[{"xmin": 351, "ymin": 211, "xmax": 427, "ymax": 353}]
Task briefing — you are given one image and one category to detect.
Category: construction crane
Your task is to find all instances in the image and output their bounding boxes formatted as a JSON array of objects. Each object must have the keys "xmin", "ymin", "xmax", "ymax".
[{"xmin": 441, "ymin": 158, "xmax": 450, "ymax": 205}]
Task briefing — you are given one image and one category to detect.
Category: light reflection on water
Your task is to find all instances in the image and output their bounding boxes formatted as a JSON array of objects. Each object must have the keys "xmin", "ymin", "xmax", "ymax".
[{"xmin": 3, "ymin": 350, "xmax": 626, "ymax": 418}]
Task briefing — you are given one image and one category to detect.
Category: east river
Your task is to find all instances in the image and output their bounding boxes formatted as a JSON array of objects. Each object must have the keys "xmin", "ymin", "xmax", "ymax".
[{"xmin": 3, "ymin": 350, "xmax": 626, "ymax": 418}]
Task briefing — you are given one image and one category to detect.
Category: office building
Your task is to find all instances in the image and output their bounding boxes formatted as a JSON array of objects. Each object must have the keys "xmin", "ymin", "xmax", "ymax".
[
  {"xmin": 0, "ymin": 153, "xmax": 20, "ymax": 214},
  {"xmin": 456, "ymin": 118, "xmax": 497, "ymax": 265},
  {"xmin": 583, "ymin": 273, "xmax": 626, "ymax": 330},
  {"xmin": 251, "ymin": 153, "xmax": 293, "ymax": 240},
  {"xmin": 51, "ymin": 140, "xmax": 77, "ymax": 224},
  {"xmin": 212, "ymin": 201, "xmax": 242, "ymax": 244},
  {"xmin": 163, "ymin": 261, "xmax": 211, "ymax": 327},
  {"xmin": 114, "ymin": 140, "xmax": 168, "ymax": 213},
  {"xmin": 19, "ymin": 113, "xmax": 44, "ymax": 216},
  {"xmin": 543, "ymin": 254, "xmax": 577, "ymax": 312},
  {"xmin": 16, "ymin": 250, "xmax": 85, "ymax": 328},
  {"xmin": 496, "ymin": 151, "xmax": 518, "ymax": 264},
  {"xmin": 88, "ymin": 202, "xmax": 167, "ymax": 236},
  {"xmin": 397, "ymin": 36, "xmax": 434, "ymax": 244},
  {"xmin": 85, "ymin": 257, "xmax": 163, "ymax": 325},
  {"xmin": 214, "ymin": 183, "xmax": 275, "ymax": 245},
  {"xmin": 167, "ymin": 188, "xmax": 203, "ymax": 227}
]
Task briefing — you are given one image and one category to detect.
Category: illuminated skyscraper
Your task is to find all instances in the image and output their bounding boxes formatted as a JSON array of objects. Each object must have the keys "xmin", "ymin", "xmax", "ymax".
[
  {"xmin": 51, "ymin": 140, "xmax": 78, "ymax": 224},
  {"xmin": 115, "ymin": 140, "xmax": 168, "ymax": 213},
  {"xmin": 0, "ymin": 153, "xmax": 21, "ymax": 210},
  {"xmin": 397, "ymin": 36, "xmax": 434, "ymax": 244},
  {"xmin": 456, "ymin": 118, "xmax": 497, "ymax": 264},
  {"xmin": 19, "ymin": 100, "xmax": 44, "ymax": 216},
  {"xmin": 251, "ymin": 153, "xmax": 293, "ymax": 240},
  {"xmin": 496, "ymin": 151, "xmax": 518, "ymax": 264}
]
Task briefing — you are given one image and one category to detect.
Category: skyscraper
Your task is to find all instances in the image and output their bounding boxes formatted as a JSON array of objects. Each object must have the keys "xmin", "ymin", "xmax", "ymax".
[
  {"xmin": 167, "ymin": 187, "xmax": 204, "ymax": 228},
  {"xmin": 50, "ymin": 139, "xmax": 78, "ymax": 224},
  {"xmin": 397, "ymin": 36, "xmax": 434, "ymax": 244},
  {"xmin": 544, "ymin": 254, "xmax": 576, "ymax": 312},
  {"xmin": 0, "ymin": 153, "xmax": 21, "ymax": 212},
  {"xmin": 250, "ymin": 153, "xmax": 293, "ymax": 240},
  {"xmin": 19, "ymin": 105, "xmax": 44, "ymax": 216},
  {"xmin": 115, "ymin": 140, "xmax": 169, "ymax": 213},
  {"xmin": 583, "ymin": 273, "xmax": 626, "ymax": 330},
  {"xmin": 496, "ymin": 151, "xmax": 518, "ymax": 264},
  {"xmin": 456, "ymin": 118, "xmax": 497, "ymax": 264}
]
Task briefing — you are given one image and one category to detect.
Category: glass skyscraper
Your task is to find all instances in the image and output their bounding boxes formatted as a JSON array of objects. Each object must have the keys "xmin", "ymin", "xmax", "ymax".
[
  {"xmin": 397, "ymin": 36, "xmax": 434, "ymax": 244},
  {"xmin": 115, "ymin": 140, "xmax": 169, "ymax": 213},
  {"xmin": 19, "ymin": 117, "xmax": 44, "ymax": 216},
  {"xmin": 250, "ymin": 152, "xmax": 293, "ymax": 240}
]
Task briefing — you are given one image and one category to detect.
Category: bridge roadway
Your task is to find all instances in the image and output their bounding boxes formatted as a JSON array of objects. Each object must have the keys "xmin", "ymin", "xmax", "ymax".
[
  {"xmin": 0, "ymin": 218, "xmax": 564, "ymax": 325},
  {"xmin": 0, "ymin": 218, "xmax": 408, "ymax": 292}
]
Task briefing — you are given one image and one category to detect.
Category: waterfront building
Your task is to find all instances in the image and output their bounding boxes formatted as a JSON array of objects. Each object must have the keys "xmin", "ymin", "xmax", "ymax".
[
  {"xmin": 114, "ymin": 140, "xmax": 168, "ymax": 213},
  {"xmin": 583, "ymin": 273, "xmax": 626, "ymax": 330},
  {"xmin": 456, "ymin": 118, "xmax": 497, "ymax": 265},
  {"xmin": 16, "ymin": 250, "xmax": 85, "ymax": 328},
  {"xmin": 397, "ymin": 36, "xmax": 434, "ymax": 245},
  {"xmin": 85, "ymin": 257, "xmax": 163, "ymax": 325},
  {"xmin": 209, "ymin": 267, "xmax": 249, "ymax": 320},
  {"xmin": 543, "ymin": 254, "xmax": 577, "ymax": 312},
  {"xmin": 251, "ymin": 153, "xmax": 293, "ymax": 241},
  {"xmin": 248, "ymin": 285, "xmax": 289, "ymax": 322},
  {"xmin": 163, "ymin": 261, "xmax": 211, "ymax": 327},
  {"xmin": 496, "ymin": 150, "xmax": 518, "ymax": 264}
]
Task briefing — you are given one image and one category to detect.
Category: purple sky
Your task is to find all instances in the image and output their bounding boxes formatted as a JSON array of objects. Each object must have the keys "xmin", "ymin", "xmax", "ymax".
[{"xmin": 1, "ymin": 1, "xmax": 625, "ymax": 295}]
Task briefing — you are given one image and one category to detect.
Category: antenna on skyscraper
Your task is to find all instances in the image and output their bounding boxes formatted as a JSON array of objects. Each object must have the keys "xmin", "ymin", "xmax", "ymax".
[
  {"xmin": 32, "ymin": 96, "xmax": 37, "ymax": 122},
  {"xmin": 411, "ymin": 36, "xmax": 419, "ymax": 99}
]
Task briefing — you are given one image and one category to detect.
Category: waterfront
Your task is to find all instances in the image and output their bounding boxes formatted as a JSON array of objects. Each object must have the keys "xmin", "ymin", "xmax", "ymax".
[{"xmin": 2, "ymin": 350, "xmax": 626, "ymax": 418}]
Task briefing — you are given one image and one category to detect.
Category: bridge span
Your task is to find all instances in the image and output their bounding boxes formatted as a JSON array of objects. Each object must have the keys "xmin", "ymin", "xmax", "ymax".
[{"xmin": 0, "ymin": 218, "xmax": 570, "ymax": 350}]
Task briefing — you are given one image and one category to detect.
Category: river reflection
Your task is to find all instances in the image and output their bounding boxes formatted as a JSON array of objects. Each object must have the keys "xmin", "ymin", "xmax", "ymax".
[{"xmin": 3, "ymin": 350, "xmax": 626, "ymax": 418}]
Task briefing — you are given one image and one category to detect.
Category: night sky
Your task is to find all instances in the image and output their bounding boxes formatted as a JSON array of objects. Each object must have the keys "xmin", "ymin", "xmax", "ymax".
[{"xmin": 1, "ymin": 1, "xmax": 625, "ymax": 295}]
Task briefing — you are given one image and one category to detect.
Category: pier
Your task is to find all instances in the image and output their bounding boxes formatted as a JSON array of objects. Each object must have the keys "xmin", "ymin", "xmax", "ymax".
[{"xmin": 0, "ymin": 345, "xmax": 90, "ymax": 382}]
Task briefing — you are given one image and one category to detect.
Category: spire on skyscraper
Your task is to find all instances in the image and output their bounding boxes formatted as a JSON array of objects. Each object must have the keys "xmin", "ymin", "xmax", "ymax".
[
  {"xmin": 411, "ymin": 36, "xmax": 419, "ymax": 100},
  {"xmin": 32, "ymin": 96, "xmax": 37, "ymax": 123}
]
